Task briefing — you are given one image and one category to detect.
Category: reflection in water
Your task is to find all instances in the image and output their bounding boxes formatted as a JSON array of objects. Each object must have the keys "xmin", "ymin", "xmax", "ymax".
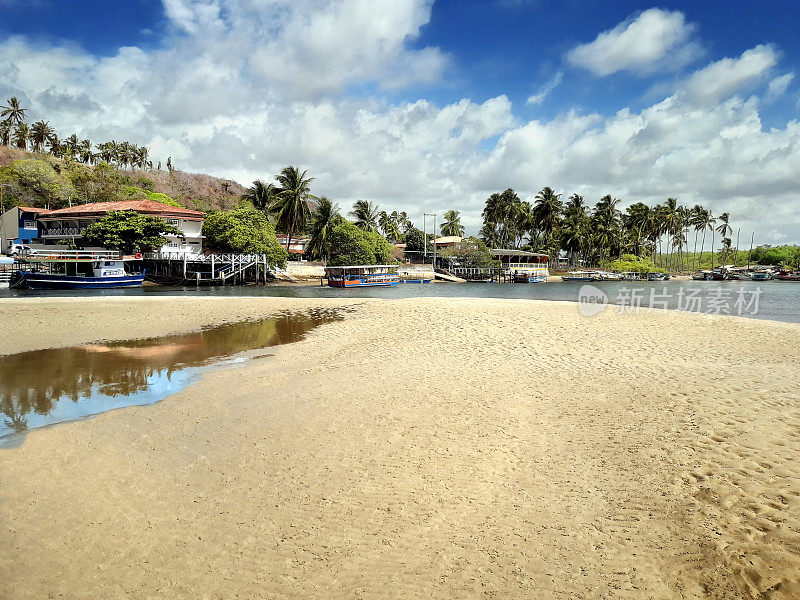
[{"xmin": 0, "ymin": 309, "xmax": 343, "ymax": 442}]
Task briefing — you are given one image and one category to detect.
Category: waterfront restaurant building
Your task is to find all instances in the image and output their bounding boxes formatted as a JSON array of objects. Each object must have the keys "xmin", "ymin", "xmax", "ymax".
[
  {"xmin": 36, "ymin": 200, "xmax": 206, "ymax": 255},
  {"xmin": 491, "ymin": 249, "xmax": 549, "ymax": 277}
]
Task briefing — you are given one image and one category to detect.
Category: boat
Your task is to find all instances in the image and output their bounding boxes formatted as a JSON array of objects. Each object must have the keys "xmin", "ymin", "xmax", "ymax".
[
  {"xmin": 691, "ymin": 270, "xmax": 713, "ymax": 280},
  {"xmin": 401, "ymin": 278, "xmax": 432, "ymax": 284},
  {"xmin": 598, "ymin": 271, "xmax": 622, "ymax": 281},
  {"xmin": 775, "ymin": 271, "xmax": 800, "ymax": 281},
  {"xmin": 750, "ymin": 270, "xmax": 772, "ymax": 281},
  {"xmin": 561, "ymin": 270, "xmax": 602, "ymax": 282},
  {"xmin": 12, "ymin": 249, "xmax": 145, "ymax": 289},
  {"xmin": 324, "ymin": 264, "xmax": 400, "ymax": 287},
  {"xmin": 647, "ymin": 272, "xmax": 671, "ymax": 281},
  {"xmin": 512, "ymin": 270, "xmax": 547, "ymax": 283},
  {"xmin": 620, "ymin": 271, "xmax": 644, "ymax": 281}
]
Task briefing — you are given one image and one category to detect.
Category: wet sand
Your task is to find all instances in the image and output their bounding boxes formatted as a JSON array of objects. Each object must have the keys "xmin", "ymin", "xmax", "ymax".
[{"xmin": 1, "ymin": 296, "xmax": 799, "ymax": 598}]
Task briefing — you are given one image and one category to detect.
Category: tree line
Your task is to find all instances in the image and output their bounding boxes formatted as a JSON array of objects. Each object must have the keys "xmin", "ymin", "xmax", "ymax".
[
  {"xmin": 480, "ymin": 187, "xmax": 738, "ymax": 271},
  {"xmin": 0, "ymin": 96, "xmax": 169, "ymax": 171}
]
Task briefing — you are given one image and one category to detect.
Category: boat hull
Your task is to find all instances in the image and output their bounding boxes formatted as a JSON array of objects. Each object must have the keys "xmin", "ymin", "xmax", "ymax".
[
  {"xmin": 401, "ymin": 279, "xmax": 432, "ymax": 284},
  {"xmin": 17, "ymin": 271, "xmax": 145, "ymax": 289},
  {"xmin": 328, "ymin": 279, "xmax": 400, "ymax": 288}
]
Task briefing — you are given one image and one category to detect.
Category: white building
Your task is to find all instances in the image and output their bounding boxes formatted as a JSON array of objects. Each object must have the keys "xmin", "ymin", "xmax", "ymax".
[{"xmin": 35, "ymin": 199, "xmax": 205, "ymax": 255}]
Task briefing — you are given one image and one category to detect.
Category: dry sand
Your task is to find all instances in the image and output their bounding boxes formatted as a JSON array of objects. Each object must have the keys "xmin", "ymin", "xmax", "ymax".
[{"xmin": 1, "ymin": 296, "xmax": 799, "ymax": 599}]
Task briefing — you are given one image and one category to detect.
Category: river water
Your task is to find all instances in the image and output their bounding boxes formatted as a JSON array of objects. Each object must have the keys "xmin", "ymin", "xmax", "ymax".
[
  {"xmin": 2, "ymin": 279, "xmax": 799, "ymax": 323},
  {"xmin": 0, "ymin": 309, "xmax": 344, "ymax": 445}
]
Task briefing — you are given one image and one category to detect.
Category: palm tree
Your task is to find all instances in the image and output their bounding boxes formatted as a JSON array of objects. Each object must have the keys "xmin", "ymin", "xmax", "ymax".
[
  {"xmin": 0, "ymin": 120, "xmax": 10, "ymax": 146},
  {"xmin": 689, "ymin": 205, "xmax": 706, "ymax": 270},
  {"xmin": 397, "ymin": 211, "xmax": 412, "ymax": 233},
  {"xmin": 698, "ymin": 210, "xmax": 714, "ymax": 268},
  {"xmin": 622, "ymin": 202, "xmax": 651, "ymax": 257},
  {"xmin": 273, "ymin": 166, "xmax": 317, "ymax": 252},
  {"xmin": 532, "ymin": 187, "xmax": 563, "ymax": 260},
  {"xmin": 716, "ymin": 212, "xmax": 733, "ymax": 263},
  {"xmin": 1, "ymin": 97, "xmax": 27, "ymax": 130},
  {"xmin": 349, "ymin": 199, "xmax": 380, "ymax": 230},
  {"xmin": 592, "ymin": 195, "xmax": 621, "ymax": 263},
  {"xmin": 307, "ymin": 197, "xmax": 340, "ymax": 261},
  {"xmin": 243, "ymin": 180, "xmax": 278, "ymax": 214},
  {"xmin": 47, "ymin": 133, "xmax": 60, "ymax": 156},
  {"xmin": 11, "ymin": 123, "xmax": 29, "ymax": 150},
  {"xmin": 29, "ymin": 120, "xmax": 54, "ymax": 153},
  {"xmin": 441, "ymin": 210, "xmax": 465, "ymax": 237}
]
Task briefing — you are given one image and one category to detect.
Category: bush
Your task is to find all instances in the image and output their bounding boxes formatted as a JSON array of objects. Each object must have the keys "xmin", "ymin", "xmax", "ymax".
[
  {"xmin": 123, "ymin": 185, "xmax": 184, "ymax": 207},
  {"xmin": 326, "ymin": 219, "xmax": 395, "ymax": 266},
  {"xmin": 439, "ymin": 236, "xmax": 498, "ymax": 268},
  {"xmin": 82, "ymin": 210, "xmax": 182, "ymax": 254},
  {"xmin": 0, "ymin": 158, "xmax": 75, "ymax": 208},
  {"xmin": 202, "ymin": 208, "xmax": 287, "ymax": 267},
  {"xmin": 605, "ymin": 254, "xmax": 658, "ymax": 273}
]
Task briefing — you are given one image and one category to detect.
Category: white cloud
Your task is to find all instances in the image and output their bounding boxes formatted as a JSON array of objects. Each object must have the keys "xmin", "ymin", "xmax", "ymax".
[
  {"xmin": 526, "ymin": 71, "xmax": 562, "ymax": 105},
  {"xmin": 682, "ymin": 44, "xmax": 778, "ymax": 105},
  {"xmin": 567, "ymin": 8, "xmax": 702, "ymax": 76},
  {"xmin": 767, "ymin": 72, "xmax": 794, "ymax": 99},
  {"xmin": 0, "ymin": 3, "xmax": 799, "ymax": 243}
]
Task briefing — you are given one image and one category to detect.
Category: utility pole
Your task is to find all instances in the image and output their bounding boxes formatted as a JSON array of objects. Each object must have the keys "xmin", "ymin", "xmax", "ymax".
[
  {"xmin": 748, "ymin": 232, "xmax": 754, "ymax": 269},
  {"xmin": 424, "ymin": 212, "xmax": 436, "ymax": 268}
]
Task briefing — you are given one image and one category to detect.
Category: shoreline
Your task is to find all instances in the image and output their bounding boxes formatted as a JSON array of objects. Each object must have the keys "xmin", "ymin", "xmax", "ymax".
[{"xmin": 1, "ymin": 296, "xmax": 799, "ymax": 598}]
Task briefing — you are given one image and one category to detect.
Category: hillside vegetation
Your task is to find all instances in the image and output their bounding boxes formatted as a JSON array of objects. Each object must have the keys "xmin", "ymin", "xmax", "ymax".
[{"xmin": 0, "ymin": 147, "xmax": 245, "ymax": 213}]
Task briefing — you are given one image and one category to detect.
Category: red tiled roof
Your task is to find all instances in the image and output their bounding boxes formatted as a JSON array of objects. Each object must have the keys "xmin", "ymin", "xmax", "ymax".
[
  {"xmin": 41, "ymin": 200, "xmax": 205, "ymax": 220},
  {"xmin": 17, "ymin": 206, "xmax": 52, "ymax": 214}
]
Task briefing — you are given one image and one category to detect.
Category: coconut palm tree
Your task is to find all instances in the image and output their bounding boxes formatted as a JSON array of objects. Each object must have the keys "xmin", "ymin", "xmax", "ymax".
[
  {"xmin": 0, "ymin": 120, "xmax": 10, "ymax": 146},
  {"xmin": 273, "ymin": 166, "xmax": 317, "ymax": 252},
  {"xmin": 243, "ymin": 180, "xmax": 278, "ymax": 214},
  {"xmin": 622, "ymin": 202, "xmax": 651, "ymax": 257},
  {"xmin": 29, "ymin": 120, "xmax": 54, "ymax": 153},
  {"xmin": 1, "ymin": 97, "xmax": 27, "ymax": 130},
  {"xmin": 698, "ymin": 210, "xmax": 714, "ymax": 268},
  {"xmin": 11, "ymin": 123, "xmax": 29, "ymax": 150},
  {"xmin": 716, "ymin": 212, "xmax": 733, "ymax": 263},
  {"xmin": 441, "ymin": 210, "xmax": 465, "ymax": 237},
  {"xmin": 307, "ymin": 197, "xmax": 340, "ymax": 261},
  {"xmin": 349, "ymin": 199, "xmax": 380, "ymax": 230}
]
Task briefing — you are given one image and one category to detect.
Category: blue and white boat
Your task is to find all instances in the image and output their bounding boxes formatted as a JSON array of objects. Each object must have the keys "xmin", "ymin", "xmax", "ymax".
[{"xmin": 12, "ymin": 249, "xmax": 145, "ymax": 289}]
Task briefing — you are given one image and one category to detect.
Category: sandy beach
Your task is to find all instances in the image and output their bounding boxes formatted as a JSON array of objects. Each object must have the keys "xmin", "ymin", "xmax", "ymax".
[{"xmin": 1, "ymin": 296, "xmax": 799, "ymax": 599}]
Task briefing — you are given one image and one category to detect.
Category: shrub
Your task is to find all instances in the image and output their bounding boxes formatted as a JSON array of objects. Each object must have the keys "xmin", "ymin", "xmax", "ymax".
[{"xmin": 202, "ymin": 208, "xmax": 288, "ymax": 267}]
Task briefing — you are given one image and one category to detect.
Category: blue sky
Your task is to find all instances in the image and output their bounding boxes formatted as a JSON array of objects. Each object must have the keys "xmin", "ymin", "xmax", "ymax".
[{"xmin": 1, "ymin": 1, "xmax": 799, "ymax": 242}]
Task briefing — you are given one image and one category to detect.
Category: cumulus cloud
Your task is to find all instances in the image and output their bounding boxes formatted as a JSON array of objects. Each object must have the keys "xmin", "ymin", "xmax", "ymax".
[
  {"xmin": 567, "ymin": 8, "xmax": 702, "ymax": 76},
  {"xmin": 0, "ymin": 1, "xmax": 799, "ymax": 243},
  {"xmin": 682, "ymin": 44, "xmax": 778, "ymax": 105}
]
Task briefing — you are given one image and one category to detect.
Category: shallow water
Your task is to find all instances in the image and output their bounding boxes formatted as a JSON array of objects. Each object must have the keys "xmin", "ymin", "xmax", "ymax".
[
  {"xmin": 0, "ymin": 309, "xmax": 344, "ymax": 445},
  {"xmin": 2, "ymin": 279, "xmax": 799, "ymax": 323}
]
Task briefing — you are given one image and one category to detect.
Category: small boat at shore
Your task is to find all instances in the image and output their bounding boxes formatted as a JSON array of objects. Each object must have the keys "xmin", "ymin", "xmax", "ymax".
[
  {"xmin": 691, "ymin": 270, "xmax": 713, "ymax": 281},
  {"xmin": 647, "ymin": 272, "xmax": 671, "ymax": 281},
  {"xmin": 750, "ymin": 270, "xmax": 773, "ymax": 281},
  {"xmin": 775, "ymin": 271, "xmax": 800, "ymax": 281},
  {"xmin": 401, "ymin": 278, "xmax": 432, "ymax": 284},
  {"xmin": 561, "ymin": 270, "xmax": 601, "ymax": 282},
  {"xmin": 324, "ymin": 264, "xmax": 400, "ymax": 287},
  {"xmin": 12, "ymin": 249, "xmax": 145, "ymax": 289}
]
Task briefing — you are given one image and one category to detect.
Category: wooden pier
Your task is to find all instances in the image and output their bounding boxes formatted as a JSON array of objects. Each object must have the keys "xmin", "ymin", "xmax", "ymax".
[{"xmin": 143, "ymin": 252, "xmax": 283, "ymax": 285}]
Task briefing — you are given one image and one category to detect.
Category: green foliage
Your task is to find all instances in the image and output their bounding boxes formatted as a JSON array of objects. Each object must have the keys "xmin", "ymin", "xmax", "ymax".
[
  {"xmin": 122, "ymin": 185, "xmax": 184, "ymax": 207},
  {"xmin": 605, "ymin": 254, "xmax": 658, "ymax": 274},
  {"xmin": 0, "ymin": 158, "xmax": 76, "ymax": 208},
  {"xmin": 82, "ymin": 210, "xmax": 182, "ymax": 254},
  {"xmin": 439, "ymin": 237, "xmax": 499, "ymax": 268},
  {"xmin": 749, "ymin": 245, "xmax": 800, "ymax": 268},
  {"xmin": 403, "ymin": 227, "xmax": 425, "ymax": 253},
  {"xmin": 201, "ymin": 208, "xmax": 288, "ymax": 267},
  {"xmin": 326, "ymin": 218, "xmax": 395, "ymax": 266}
]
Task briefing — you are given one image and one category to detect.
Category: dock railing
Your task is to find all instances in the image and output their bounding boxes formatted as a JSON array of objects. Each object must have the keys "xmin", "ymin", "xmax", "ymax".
[{"xmin": 19, "ymin": 249, "xmax": 122, "ymax": 261}]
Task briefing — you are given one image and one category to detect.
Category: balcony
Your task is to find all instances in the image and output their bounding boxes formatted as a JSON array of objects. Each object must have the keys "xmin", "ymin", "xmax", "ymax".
[{"xmin": 40, "ymin": 227, "xmax": 86, "ymax": 238}]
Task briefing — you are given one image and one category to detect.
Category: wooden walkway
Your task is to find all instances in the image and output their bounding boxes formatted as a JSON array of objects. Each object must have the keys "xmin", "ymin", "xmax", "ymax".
[{"xmin": 143, "ymin": 252, "xmax": 281, "ymax": 285}]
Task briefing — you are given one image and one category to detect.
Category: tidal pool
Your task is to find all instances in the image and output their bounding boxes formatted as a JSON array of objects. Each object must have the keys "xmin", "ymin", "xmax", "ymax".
[{"xmin": 0, "ymin": 309, "xmax": 344, "ymax": 445}]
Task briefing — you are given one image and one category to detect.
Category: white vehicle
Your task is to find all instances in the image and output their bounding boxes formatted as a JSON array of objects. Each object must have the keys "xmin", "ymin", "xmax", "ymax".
[{"xmin": 7, "ymin": 243, "xmax": 31, "ymax": 257}]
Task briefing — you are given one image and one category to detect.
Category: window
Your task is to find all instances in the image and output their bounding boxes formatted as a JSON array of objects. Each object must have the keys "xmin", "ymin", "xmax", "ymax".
[
  {"xmin": 167, "ymin": 219, "xmax": 180, "ymax": 226},
  {"xmin": 23, "ymin": 220, "xmax": 37, "ymax": 230}
]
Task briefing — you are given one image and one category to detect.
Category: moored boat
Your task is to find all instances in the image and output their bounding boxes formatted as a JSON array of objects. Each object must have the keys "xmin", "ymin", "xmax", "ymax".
[
  {"xmin": 12, "ymin": 249, "xmax": 145, "ymax": 289},
  {"xmin": 750, "ymin": 270, "xmax": 772, "ymax": 281},
  {"xmin": 561, "ymin": 270, "xmax": 601, "ymax": 282},
  {"xmin": 691, "ymin": 270, "xmax": 713, "ymax": 280},
  {"xmin": 775, "ymin": 271, "xmax": 800, "ymax": 281},
  {"xmin": 647, "ymin": 272, "xmax": 671, "ymax": 281},
  {"xmin": 325, "ymin": 264, "xmax": 400, "ymax": 287}
]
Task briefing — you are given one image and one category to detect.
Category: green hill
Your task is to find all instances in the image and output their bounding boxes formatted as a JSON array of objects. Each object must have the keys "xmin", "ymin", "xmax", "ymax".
[{"xmin": 0, "ymin": 146, "xmax": 246, "ymax": 213}]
